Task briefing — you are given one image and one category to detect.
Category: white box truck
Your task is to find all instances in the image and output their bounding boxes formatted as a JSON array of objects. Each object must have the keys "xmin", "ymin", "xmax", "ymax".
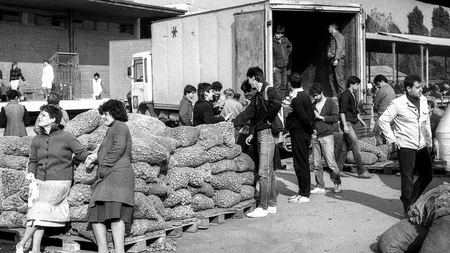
[{"xmin": 127, "ymin": 0, "xmax": 366, "ymax": 123}]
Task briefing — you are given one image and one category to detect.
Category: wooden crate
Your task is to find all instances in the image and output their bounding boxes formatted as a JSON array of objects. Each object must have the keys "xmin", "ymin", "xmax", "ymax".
[{"xmin": 164, "ymin": 218, "xmax": 198, "ymax": 238}]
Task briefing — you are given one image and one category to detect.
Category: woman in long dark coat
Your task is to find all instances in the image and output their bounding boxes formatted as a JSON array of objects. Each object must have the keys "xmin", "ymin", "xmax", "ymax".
[{"xmin": 85, "ymin": 99, "xmax": 134, "ymax": 253}]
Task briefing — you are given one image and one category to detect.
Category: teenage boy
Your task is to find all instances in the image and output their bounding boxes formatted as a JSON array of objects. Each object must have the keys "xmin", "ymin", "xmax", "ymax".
[
  {"xmin": 336, "ymin": 76, "xmax": 372, "ymax": 179},
  {"xmin": 233, "ymin": 67, "xmax": 282, "ymax": 217},
  {"xmin": 286, "ymin": 72, "xmax": 315, "ymax": 203},
  {"xmin": 309, "ymin": 83, "xmax": 342, "ymax": 194}
]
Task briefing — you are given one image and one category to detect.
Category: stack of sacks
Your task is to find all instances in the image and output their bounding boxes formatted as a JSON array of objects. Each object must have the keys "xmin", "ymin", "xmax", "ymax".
[
  {"xmin": 0, "ymin": 136, "xmax": 32, "ymax": 228},
  {"xmin": 332, "ymin": 133, "xmax": 392, "ymax": 166},
  {"xmin": 0, "ymin": 111, "xmax": 257, "ymax": 241}
]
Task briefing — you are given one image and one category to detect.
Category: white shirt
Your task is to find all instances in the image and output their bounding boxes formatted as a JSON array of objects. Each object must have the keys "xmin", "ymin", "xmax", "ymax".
[
  {"xmin": 42, "ymin": 65, "xmax": 54, "ymax": 83},
  {"xmin": 92, "ymin": 78, "xmax": 102, "ymax": 96}
]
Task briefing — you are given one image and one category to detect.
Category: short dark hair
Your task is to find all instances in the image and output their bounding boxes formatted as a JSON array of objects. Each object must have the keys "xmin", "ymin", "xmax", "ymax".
[
  {"xmin": 240, "ymin": 79, "xmax": 252, "ymax": 92},
  {"xmin": 276, "ymin": 25, "xmax": 285, "ymax": 34},
  {"xmin": 98, "ymin": 99, "xmax": 128, "ymax": 122},
  {"xmin": 329, "ymin": 23, "xmax": 339, "ymax": 30},
  {"xmin": 94, "ymin": 73, "xmax": 100, "ymax": 78},
  {"xmin": 373, "ymin": 74, "xmax": 388, "ymax": 84},
  {"xmin": 289, "ymin": 72, "xmax": 302, "ymax": 88},
  {"xmin": 246, "ymin": 67, "xmax": 265, "ymax": 83},
  {"xmin": 183, "ymin": 84, "xmax": 196, "ymax": 95},
  {"xmin": 430, "ymin": 84, "xmax": 440, "ymax": 92},
  {"xmin": 309, "ymin": 83, "xmax": 324, "ymax": 96},
  {"xmin": 404, "ymin": 75, "xmax": 421, "ymax": 90},
  {"xmin": 40, "ymin": 104, "xmax": 63, "ymax": 125},
  {"xmin": 233, "ymin": 93, "xmax": 241, "ymax": 100},
  {"xmin": 6, "ymin": 89, "xmax": 19, "ymax": 100},
  {"xmin": 47, "ymin": 92, "xmax": 61, "ymax": 105},
  {"xmin": 197, "ymin": 82, "xmax": 213, "ymax": 99},
  {"xmin": 212, "ymin": 81, "xmax": 223, "ymax": 92},
  {"xmin": 346, "ymin": 76, "xmax": 361, "ymax": 88},
  {"xmin": 43, "ymin": 60, "xmax": 49, "ymax": 64}
]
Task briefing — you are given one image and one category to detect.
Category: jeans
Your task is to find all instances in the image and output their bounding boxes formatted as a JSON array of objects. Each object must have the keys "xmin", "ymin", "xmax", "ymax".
[
  {"xmin": 289, "ymin": 130, "xmax": 311, "ymax": 197},
  {"xmin": 398, "ymin": 147, "xmax": 433, "ymax": 213},
  {"xmin": 273, "ymin": 67, "xmax": 287, "ymax": 97},
  {"xmin": 257, "ymin": 129, "xmax": 278, "ymax": 209},
  {"xmin": 329, "ymin": 59, "xmax": 345, "ymax": 97},
  {"xmin": 337, "ymin": 122, "xmax": 366, "ymax": 174},
  {"xmin": 312, "ymin": 135, "xmax": 341, "ymax": 188}
]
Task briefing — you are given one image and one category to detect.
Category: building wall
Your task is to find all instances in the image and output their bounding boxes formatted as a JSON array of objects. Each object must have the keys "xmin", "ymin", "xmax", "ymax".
[{"xmin": 0, "ymin": 21, "xmax": 133, "ymax": 99}]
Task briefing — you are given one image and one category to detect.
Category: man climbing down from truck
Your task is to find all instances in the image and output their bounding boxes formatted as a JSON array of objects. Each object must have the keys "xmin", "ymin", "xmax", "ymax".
[
  {"xmin": 273, "ymin": 25, "xmax": 293, "ymax": 98},
  {"xmin": 233, "ymin": 66, "xmax": 282, "ymax": 217},
  {"xmin": 378, "ymin": 75, "xmax": 433, "ymax": 213},
  {"xmin": 327, "ymin": 23, "xmax": 345, "ymax": 99}
]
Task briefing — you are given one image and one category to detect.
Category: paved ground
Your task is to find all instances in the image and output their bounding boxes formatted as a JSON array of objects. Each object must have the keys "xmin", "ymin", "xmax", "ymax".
[{"xmin": 175, "ymin": 169, "xmax": 449, "ymax": 253}]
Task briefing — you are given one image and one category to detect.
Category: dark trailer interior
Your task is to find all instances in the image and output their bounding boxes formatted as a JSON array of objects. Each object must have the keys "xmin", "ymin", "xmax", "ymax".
[{"xmin": 272, "ymin": 10, "xmax": 360, "ymax": 97}]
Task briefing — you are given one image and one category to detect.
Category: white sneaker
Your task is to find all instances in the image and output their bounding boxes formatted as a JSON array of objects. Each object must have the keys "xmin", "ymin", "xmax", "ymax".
[
  {"xmin": 333, "ymin": 184, "xmax": 342, "ymax": 193},
  {"xmin": 288, "ymin": 194, "xmax": 300, "ymax": 201},
  {"xmin": 247, "ymin": 207, "xmax": 268, "ymax": 218},
  {"xmin": 288, "ymin": 196, "xmax": 310, "ymax": 203},
  {"xmin": 310, "ymin": 187, "xmax": 326, "ymax": 194},
  {"xmin": 267, "ymin": 206, "xmax": 277, "ymax": 214}
]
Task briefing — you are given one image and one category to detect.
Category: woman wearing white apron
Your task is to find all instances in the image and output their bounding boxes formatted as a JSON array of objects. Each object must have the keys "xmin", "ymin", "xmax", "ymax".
[{"xmin": 92, "ymin": 73, "xmax": 103, "ymax": 100}]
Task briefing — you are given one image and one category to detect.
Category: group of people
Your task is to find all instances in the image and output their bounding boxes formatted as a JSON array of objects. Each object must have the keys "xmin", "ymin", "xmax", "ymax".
[
  {"xmin": 14, "ymin": 98, "xmax": 134, "ymax": 253},
  {"xmin": 0, "ymin": 60, "xmax": 104, "ymax": 101}
]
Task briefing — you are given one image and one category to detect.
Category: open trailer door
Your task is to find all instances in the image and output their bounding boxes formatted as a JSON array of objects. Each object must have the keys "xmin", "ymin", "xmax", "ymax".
[{"xmin": 234, "ymin": 10, "xmax": 266, "ymax": 90}]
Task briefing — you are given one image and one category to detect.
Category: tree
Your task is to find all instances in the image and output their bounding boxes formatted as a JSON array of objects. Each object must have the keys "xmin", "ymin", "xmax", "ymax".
[
  {"xmin": 429, "ymin": 6, "xmax": 450, "ymax": 80},
  {"xmin": 432, "ymin": 6, "xmax": 450, "ymax": 31},
  {"xmin": 407, "ymin": 6, "xmax": 429, "ymax": 36}
]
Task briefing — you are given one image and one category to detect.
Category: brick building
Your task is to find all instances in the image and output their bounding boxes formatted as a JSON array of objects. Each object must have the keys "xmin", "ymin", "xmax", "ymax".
[{"xmin": 0, "ymin": 0, "xmax": 183, "ymax": 99}]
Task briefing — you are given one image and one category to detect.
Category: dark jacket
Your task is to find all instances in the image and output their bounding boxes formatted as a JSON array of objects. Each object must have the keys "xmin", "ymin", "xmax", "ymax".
[
  {"xmin": 0, "ymin": 101, "xmax": 30, "ymax": 137},
  {"xmin": 90, "ymin": 120, "xmax": 134, "ymax": 207},
  {"xmin": 28, "ymin": 125, "xmax": 90, "ymax": 181},
  {"xmin": 286, "ymin": 90, "xmax": 315, "ymax": 136},
  {"xmin": 179, "ymin": 96, "xmax": 193, "ymax": 126},
  {"xmin": 273, "ymin": 36, "xmax": 293, "ymax": 68},
  {"xmin": 233, "ymin": 82, "xmax": 282, "ymax": 134},
  {"xmin": 339, "ymin": 89, "xmax": 359, "ymax": 124},
  {"xmin": 327, "ymin": 32, "xmax": 345, "ymax": 61},
  {"xmin": 9, "ymin": 68, "xmax": 25, "ymax": 82},
  {"xmin": 193, "ymin": 98, "xmax": 225, "ymax": 126},
  {"xmin": 313, "ymin": 98, "xmax": 339, "ymax": 138}
]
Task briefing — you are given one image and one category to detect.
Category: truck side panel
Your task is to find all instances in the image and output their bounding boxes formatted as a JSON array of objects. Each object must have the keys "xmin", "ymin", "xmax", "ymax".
[{"xmin": 151, "ymin": 2, "xmax": 266, "ymax": 108}]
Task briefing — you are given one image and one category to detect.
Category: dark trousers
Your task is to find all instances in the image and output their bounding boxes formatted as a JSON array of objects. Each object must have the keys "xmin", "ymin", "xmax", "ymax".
[
  {"xmin": 397, "ymin": 147, "xmax": 433, "ymax": 213},
  {"xmin": 290, "ymin": 130, "xmax": 311, "ymax": 197},
  {"xmin": 273, "ymin": 67, "xmax": 287, "ymax": 97},
  {"xmin": 329, "ymin": 59, "xmax": 345, "ymax": 97}
]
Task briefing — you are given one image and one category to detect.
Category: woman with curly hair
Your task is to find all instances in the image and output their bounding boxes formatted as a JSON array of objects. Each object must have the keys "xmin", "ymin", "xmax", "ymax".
[{"xmin": 84, "ymin": 99, "xmax": 134, "ymax": 253}]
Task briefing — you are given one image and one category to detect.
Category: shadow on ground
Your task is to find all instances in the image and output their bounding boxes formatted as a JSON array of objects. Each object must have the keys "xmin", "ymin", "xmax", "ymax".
[{"xmin": 325, "ymin": 189, "xmax": 402, "ymax": 219}]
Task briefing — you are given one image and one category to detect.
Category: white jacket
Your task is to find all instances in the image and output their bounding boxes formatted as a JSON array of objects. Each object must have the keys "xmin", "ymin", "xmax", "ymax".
[
  {"xmin": 379, "ymin": 94, "xmax": 432, "ymax": 150},
  {"xmin": 42, "ymin": 65, "xmax": 54, "ymax": 83}
]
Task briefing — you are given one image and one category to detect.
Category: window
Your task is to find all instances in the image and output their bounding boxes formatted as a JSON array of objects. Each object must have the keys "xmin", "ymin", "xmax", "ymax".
[
  {"xmin": 35, "ymin": 15, "xmax": 51, "ymax": 26},
  {"xmin": 52, "ymin": 16, "xmax": 67, "ymax": 28},
  {"xmin": 120, "ymin": 23, "xmax": 133, "ymax": 35},
  {"xmin": 83, "ymin": 20, "xmax": 95, "ymax": 30},
  {"xmin": 109, "ymin": 22, "xmax": 120, "ymax": 33},
  {"xmin": 73, "ymin": 20, "xmax": 83, "ymax": 29},
  {"xmin": 96, "ymin": 21, "xmax": 108, "ymax": 31},
  {"xmin": 134, "ymin": 58, "xmax": 144, "ymax": 82},
  {"xmin": 0, "ymin": 10, "xmax": 21, "ymax": 23}
]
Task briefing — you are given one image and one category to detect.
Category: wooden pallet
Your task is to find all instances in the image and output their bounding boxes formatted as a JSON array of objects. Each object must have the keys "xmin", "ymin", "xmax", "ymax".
[
  {"xmin": 195, "ymin": 199, "xmax": 256, "ymax": 229},
  {"xmin": 164, "ymin": 218, "xmax": 198, "ymax": 238},
  {"xmin": 0, "ymin": 228, "xmax": 29, "ymax": 247},
  {"xmin": 44, "ymin": 229, "xmax": 166, "ymax": 253},
  {"xmin": 344, "ymin": 160, "xmax": 399, "ymax": 174}
]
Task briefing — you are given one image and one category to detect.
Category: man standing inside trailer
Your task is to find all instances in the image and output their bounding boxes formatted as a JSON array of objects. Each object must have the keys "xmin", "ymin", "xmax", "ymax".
[
  {"xmin": 327, "ymin": 23, "xmax": 345, "ymax": 98},
  {"xmin": 378, "ymin": 75, "xmax": 433, "ymax": 213},
  {"xmin": 273, "ymin": 25, "xmax": 293, "ymax": 98}
]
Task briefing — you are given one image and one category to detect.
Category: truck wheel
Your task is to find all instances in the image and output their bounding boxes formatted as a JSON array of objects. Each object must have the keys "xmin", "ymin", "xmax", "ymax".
[{"xmin": 138, "ymin": 104, "xmax": 158, "ymax": 118}]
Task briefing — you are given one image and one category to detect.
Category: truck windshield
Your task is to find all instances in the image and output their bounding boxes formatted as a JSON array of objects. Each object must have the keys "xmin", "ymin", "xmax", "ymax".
[{"xmin": 133, "ymin": 58, "xmax": 144, "ymax": 82}]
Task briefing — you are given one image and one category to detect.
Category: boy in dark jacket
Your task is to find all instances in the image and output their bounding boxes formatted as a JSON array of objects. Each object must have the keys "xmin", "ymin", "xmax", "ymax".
[
  {"xmin": 193, "ymin": 82, "xmax": 228, "ymax": 126},
  {"xmin": 309, "ymin": 83, "xmax": 341, "ymax": 194},
  {"xmin": 285, "ymin": 73, "xmax": 315, "ymax": 203},
  {"xmin": 273, "ymin": 25, "xmax": 293, "ymax": 97},
  {"xmin": 233, "ymin": 67, "xmax": 281, "ymax": 218}
]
